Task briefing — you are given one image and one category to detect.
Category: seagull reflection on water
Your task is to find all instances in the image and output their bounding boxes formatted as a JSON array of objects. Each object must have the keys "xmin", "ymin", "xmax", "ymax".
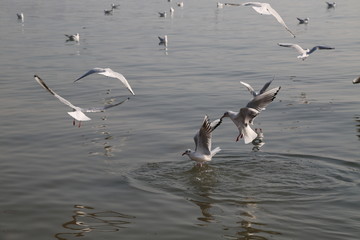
[
  {"xmin": 252, "ymin": 128, "xmax": 265, "ymax": 151},
  {"xmin": 54, "ymin": 205, "xmax": 135, "ymax": 240}
]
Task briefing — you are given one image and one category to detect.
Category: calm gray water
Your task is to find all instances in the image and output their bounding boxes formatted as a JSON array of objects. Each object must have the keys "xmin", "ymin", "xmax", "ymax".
[{"xmin": 1, "ymin": 0, "xmax": 359, "ymax": 239}]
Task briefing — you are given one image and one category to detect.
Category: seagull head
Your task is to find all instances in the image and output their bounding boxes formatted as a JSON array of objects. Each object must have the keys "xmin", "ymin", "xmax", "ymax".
[
  {"xmin": 220, "ymin": 111, "xmax": 230, "ymax": 120},
  {"xmin": 182, "ymin": 149, "xmax": 192, "ymax": 156}
]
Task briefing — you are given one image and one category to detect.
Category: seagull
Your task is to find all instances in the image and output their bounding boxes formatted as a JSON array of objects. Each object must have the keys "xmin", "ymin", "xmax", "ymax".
[
  {"xmin": 353, "ymin": 76, "xmax": 360, "ymax": 84},
  {"xmin": 111, "ymin": 4, "xmax": 120, "ymax": 9},
  {"xmin": 240, "ymin": 79, "xmax": 273, "ymax": 97},
  {"xmin": 104, "ymin": 9, "xmax": 113, "ymax": 15},
  {"xmin": 17, "ymin": 12, "xmax": 24, "ymax": 22},
  {"xmin": 65, "ymin": 33, "xmax": 80, "ymax": 42},
  {"xmin": 158, "ymin": 12, "xmax": 167, "ymax": 17},
  {"xmin": 277, "ymin": 43, "xmax": 335, "ymax": 60},
  {"xmin": 74, "ymin": 68, "xmax": 135, "ymax": 96},
  {"xmin": 326, "ymin": 2, "xmax": 336, "ymax": 9},
  {"xmin": 217, "ymin": 2, "xmax": 224, "ymax": 8},
  {"xmin": 297, "ymin": 17, "xmax": 309, "ymax": 24},
  {"xmin": 170, "ymin": 7, "xmax": 175, "ymax": 14},
  {"xmin": 158, "ymin": 35, "xmax": 168, "ymax": 46},
  {"xmin": 182, "ymin": 115, "xmax": 222, "ymax": 166},
  {"xmin": 34, "ymin": 75, "xmax": 129, "ymax": 127},
  {"xmin": 177, "ymin": 2, "xmax": 184, "ymax": 7},
  {"xmin": 221, "ymin": 86, "xmax": 281, "ymax": 144},
  {"xmin": 225, "ymin": 2, "xmax": 296, "ymax": 38}
]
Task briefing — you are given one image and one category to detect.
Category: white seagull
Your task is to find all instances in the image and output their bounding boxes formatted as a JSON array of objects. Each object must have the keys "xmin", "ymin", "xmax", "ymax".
[
  {"xmin": 177, "ymin": 2, "xmax": 184, "ymax": 7},
  {"xmin": 297, "ymin": 17, "xmax": 309, "ymax": 24},
  {"xmin": 221, "ymin": 86, "xmax": 281, "ymax": 144},
  {"xmin": 326, "ymin": 2, "xmax": 336, "ymax": 9},
  {"xmin": 65, "ymin": 33, "xmax": 80, "ymax": 42},
  {"xmin": 17, "ymin": 12, "xmax": 24, "ymax": 22},
  {"xmin": 217, "ymin": 2, "xmax": 224, "ymax": 8},
  {"xmin": 225, "ymin": 2, "xmax": 296, "ymax": 38},
  {"xmin": 353, "ymin": 76, "xmax": 360, "ymax": 84},
  {"xmin": 170, "ymin": 7, "xmax": 175, "ymax": 14},
  {"xmin": 240, "ymin": 79, "xmax": 273, "ymax": 97},
  {"xmin": 182, "ymin": 115, "xmax": 222, "ymax": 166},
  {"xmin": 74, "ymin": 68, "xmax": 135, "ymax": 96},
  {"xmin": 277, "ymin": 43, "xmax": 335, "ymax": 60},
  {"xmin": 34, "ymin": 75, "xmax": 129, "ymax": 127},
  {"xmin": 158, "ymin": 35, "xmax": 168, "ymax": 46}
]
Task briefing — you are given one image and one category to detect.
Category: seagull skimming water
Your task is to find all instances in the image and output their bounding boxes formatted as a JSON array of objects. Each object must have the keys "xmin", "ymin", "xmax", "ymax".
[
  {"xmin": 221, "ymin": 86, "xmax": 281, "ymax": 144},
  {"xmin": 182, "ymin": 115, "xmax": 222, "ymax": 166}
]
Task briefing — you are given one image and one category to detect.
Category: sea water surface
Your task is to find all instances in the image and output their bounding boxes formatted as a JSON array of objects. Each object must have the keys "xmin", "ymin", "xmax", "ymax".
[{"xmin": 0, "ymin": 0, "xmax": 359, "ymax": 239}]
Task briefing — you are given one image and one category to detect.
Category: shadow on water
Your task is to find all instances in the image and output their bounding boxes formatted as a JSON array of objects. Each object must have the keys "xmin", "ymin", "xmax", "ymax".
[{"xmin": 54, "ymin": 205, "xmax": 135, "ymax": 240}]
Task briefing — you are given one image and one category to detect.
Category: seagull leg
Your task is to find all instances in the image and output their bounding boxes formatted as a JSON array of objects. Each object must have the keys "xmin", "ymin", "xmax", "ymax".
[
  {"xmin": 78, "ymin": 121, "xmax": 82, "ymax": 128},
  {"xmin": 236, "ymin": 133, "xmax": 243, "ymax": 142},
  {"xmin": 73, "ymin": 119, "xmax": 76, "ymax": 126}
]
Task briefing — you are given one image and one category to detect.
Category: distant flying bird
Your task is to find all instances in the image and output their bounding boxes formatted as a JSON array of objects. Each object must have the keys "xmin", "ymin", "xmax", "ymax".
[
  {"xmin": 170, "ymin": 7, "xmax": 175, "ymax": 14},
  {"xmin": 217, "ymin": 2, "xmax": 224, "ymax": 8},
  {"xmin": 158, "ymin": 12, "xmax": 166, "ymax": 17},
  {"xmin": 326, "ymin": 2, "xmax": 336, "ymax": 9},
  {"xmin": 74, "ymin": 68, "xmax": 135, "ymax": 95},
  {"xmin": 240, "ymin": 79, "xmax": 273, "ymax": 97},
  {"xmin": 34, "ymin": 75, "xmax": 129, "ymax": 127},
  {"xmin": 225, "ymin": 2, "xmax": 296, "ymax": 38},
  {"xmin": 158, "ymin": 35, "xmax": 168, "ymax": 46},
  {"xmin": 177, "ymin": 2, "xmax": 184, "ymax": 7},
  {"xmin": 221, "ymin": 86, "xmax": 281, "ymax": 144},
  {"xmin": 297, "ymin": 17, "xmax": 309, "ymax": 24},
  {"xmin": 353, "ymin": 76, "xmax": 360, "ymax": 84},
  {"xmin": 278, "ymin": 43, "xmax": 335, "ymax": 60},
  {"xmin": 17, "ymin": 12, "xmax": 24, "ymax": 22},
  {"xmin": 182, "ymin": 115, "xmax": 222, "ymax": 166},
  {"xmin": 65, "ymin": 33, "xmax": 80, "ymax": 42},
  {"xmin": 111, "ymin": 4, "xmax": 120, "ymax": 9},
  {"xmin": 104, "ymin": 9, "xmax": 113, "ymax": 15}
]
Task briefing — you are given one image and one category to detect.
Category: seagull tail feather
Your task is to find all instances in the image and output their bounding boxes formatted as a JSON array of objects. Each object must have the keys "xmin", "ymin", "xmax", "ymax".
[{"xmin": 242, "ymin": 125, "xmax": 258, "ymax": 144}]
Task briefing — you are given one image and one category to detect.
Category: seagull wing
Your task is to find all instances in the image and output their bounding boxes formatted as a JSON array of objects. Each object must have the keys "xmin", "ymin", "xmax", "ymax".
[
  {"xmin": 100, "ymin": 68, "xmax": 135, "ymax": 95},
  {"xmin": 84, "ymin": 97, "xmax": 130, "ymax": 112},
  {"xmin": 259, "ymin": 79, "xmax": 273, "ymax": 95},
  {"xmin": 308, "ymin": 46, "xmax": 335, "ymax": 55},
  {"xmin": 246, "ymin": 86, "xmax": 281, "ymax": 112},
  {"xmin": 265, "ymin": 4, "xmax": 296, "ymax": 38},
  {"xmin": 278, "ymin": 43, "xmax": 306, "ymax": 55},
  {"xmin": 74, "ymin": 68, "xmax": 105, "ymax": 82},
  {"xmin": 240, "ymin": 81, "xmax": 257, "ymax": 97},
  {"xmin": 34, "ymin": 75, "xmax": 79, "ymax": 110},
  {"xmin": 194, "ymin": 115, "xmax": 213, "ymax": 155},
  {"xmin": 242, "ymin": 2, "xmax": 271, "ymax": 15}
]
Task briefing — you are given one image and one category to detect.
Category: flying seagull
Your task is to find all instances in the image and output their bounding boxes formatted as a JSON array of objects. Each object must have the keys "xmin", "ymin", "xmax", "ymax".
[
  {"xmin": 158, "ymin": 12, "xmax": 166, "ymax": 17},
  {"xmin": 221, "ymin": 86, "xmax": 281, "ymax": 144},
  {"xmin": 182, "ymin": 115, "xmax": 222, "ymax": 166},
  {"xmin": 74, "ymin": 68, "xmax": 135, "ymax": 95},
  {"xmin": 104, "ymin": 9, "xmax": 113, "ymax": 15},
  {"xmin": 278, "ymin": 43, "xmax": 335, "ymax": 60},
  {"xmin": 240, "ymin": 78, "xmax": 273, "ymax": 97},
  {"xmin": 111, "ymin": 4, "xmax": 120, "ymax": 9},
  {"xmin": 65, "ymin": 33, "xmax": 80, "ymax": 42},
  {"xmin": 297, "ymin": 17, "xmax": 309, "ymax": 24},
  {"xmin": 34, "ymin": 75, "xmax": 129, "ymax": 127},
  {"xmin": 225, "ymin": 2, "xmax": 296, "ymax": 38},
  {"xmin": 326, "ymin": 2, "xmax": 336, "ymax": 9}
]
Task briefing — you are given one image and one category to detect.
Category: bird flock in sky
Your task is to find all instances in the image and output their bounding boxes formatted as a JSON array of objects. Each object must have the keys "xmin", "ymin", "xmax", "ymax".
[{"xmin": 16, "ymin": 1, "xmax": 357, "ymax": 166}]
